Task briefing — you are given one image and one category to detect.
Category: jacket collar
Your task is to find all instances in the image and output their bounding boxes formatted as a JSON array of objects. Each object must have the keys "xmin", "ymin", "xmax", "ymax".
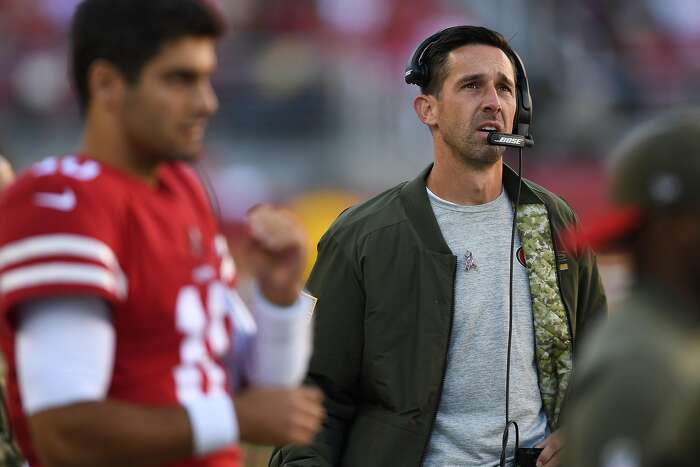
[
  {"xmin": 503, "ymin": 162, "xmax": 543, "ymax": 205},
  {"xmin": 398, "ymin": 162, "xmax": 543, "ymax": 254}
]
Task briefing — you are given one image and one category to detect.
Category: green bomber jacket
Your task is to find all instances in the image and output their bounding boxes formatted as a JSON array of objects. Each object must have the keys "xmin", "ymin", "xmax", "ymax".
[{"xmin": 271, "ymin": 164, "xmax": 607, "ymax": 467}]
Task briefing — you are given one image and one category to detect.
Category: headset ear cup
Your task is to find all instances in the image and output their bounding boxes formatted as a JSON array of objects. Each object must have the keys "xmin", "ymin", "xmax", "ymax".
[
  {"xmin": 415, "ymin": 64, "xmax": 428, "ymax": 87},
  {"xmin": 405, "ymin": 62, "xmax": 430, "ymax": 87},
  {"xmin": 405, "ymin": 27, "xmax": 455, "ymax": 87},
  {"xmin": 405, "ymin": 56, "xmax": 426, "ymax": 86}
]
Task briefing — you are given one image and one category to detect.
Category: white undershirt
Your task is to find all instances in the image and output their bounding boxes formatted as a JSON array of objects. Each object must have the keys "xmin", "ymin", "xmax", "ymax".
[
  {"xmin": 15, "ymin": 286, "xmax": 314, "ymax": 454},
  {"xmin": 16, "ymin": 296, "xmax": 115, "ymax": 415}
]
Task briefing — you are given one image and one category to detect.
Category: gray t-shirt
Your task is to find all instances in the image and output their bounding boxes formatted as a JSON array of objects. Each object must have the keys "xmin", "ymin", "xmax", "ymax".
[{"xmin": 422, "ymin": 187, "xmax": 548, "ymax": 467}]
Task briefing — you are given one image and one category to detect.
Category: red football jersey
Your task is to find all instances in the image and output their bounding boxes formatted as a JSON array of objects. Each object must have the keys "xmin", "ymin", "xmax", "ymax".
[{"xmin": 0, "ymin": 155, "xmax": 241, "ymax": 467}]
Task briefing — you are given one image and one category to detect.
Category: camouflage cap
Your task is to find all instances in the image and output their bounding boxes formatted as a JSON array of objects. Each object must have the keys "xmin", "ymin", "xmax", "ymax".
[
  {"xmin": 564, "ymin": 109, "xmax": 700, "ymax": 250},
  {"xmin": 610, "ymin": 109, "xmax": 700, "ymax": 209}
]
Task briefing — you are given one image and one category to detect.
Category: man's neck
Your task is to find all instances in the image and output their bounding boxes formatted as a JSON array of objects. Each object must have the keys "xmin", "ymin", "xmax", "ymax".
[
  {"xmin": 80, "ymin": 118, "xmax": 159, "ymax": 187},
  {"xmin": 426, "ymin": 153, "xmax": 503, "ymax": 206}
]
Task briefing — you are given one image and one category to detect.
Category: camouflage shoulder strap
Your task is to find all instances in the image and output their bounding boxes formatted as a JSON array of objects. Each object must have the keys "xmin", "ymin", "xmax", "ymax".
[{"xmin": 516, "ymin": 204, "xmax": 574, "ymax": 430}]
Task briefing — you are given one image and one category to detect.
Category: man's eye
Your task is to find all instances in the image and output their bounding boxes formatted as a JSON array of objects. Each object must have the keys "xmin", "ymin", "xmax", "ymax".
[
  {"xmin": 166, "ymin": 74, "xmax": 194, "ymax": 85},
  {"xmin": 498, "ymin": 85, "xmax": 514, "ymax": 94},
  {"xmin": 463, "ymin": 82, "xmax": 478, "ymax": 89}
]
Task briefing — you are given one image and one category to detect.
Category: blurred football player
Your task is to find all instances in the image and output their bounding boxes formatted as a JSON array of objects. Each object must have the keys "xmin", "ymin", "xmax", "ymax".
[{"xmin": 0, "ymin": 1, "xmax": 323, "ymax": 466}]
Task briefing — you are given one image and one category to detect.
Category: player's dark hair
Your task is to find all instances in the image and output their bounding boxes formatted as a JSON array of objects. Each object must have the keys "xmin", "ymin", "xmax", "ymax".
[
  {"xmin": 421, "ymin": 26, "xmax": 516, "ymax": 96},
  {"xmin": 70, "ymin": 0, "xmax": 226, "ymax": 112}
]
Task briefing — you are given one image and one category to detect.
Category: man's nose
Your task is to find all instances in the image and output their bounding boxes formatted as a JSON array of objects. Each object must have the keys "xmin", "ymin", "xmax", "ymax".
[
  {"xmin": 195, "ymin": 80, "xmax": 219, "ymax": 117},
  {"xmin": 481, "ymin": 85, "xmax": 502, "ymax": 114}
]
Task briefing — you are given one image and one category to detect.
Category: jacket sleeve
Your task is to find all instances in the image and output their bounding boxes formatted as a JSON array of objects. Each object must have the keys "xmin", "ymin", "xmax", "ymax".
[
  {"xmin": 573, "ymin": 245, "xmax": 607, "ymax": 351},
  {"xmin": 270, "ymin": 234, "xmax": 365, "ymax": 467},
  {"xmin": 555, "ymin": 197, "xmax": 608, "ymax": 352},
  {"xmin": 556, "ymin": 202, "xmax": 608, "ymax": 426}
]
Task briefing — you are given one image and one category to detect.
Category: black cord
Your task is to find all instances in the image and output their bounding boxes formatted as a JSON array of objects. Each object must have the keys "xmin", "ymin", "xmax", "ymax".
[{"xmin": 500, "ymin": 148, "xmax": 524, "ymax": 467}]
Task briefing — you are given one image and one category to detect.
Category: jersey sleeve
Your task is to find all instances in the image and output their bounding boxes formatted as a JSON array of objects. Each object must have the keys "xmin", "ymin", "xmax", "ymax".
[{"xmin": 0, "ymin": 157, "xmax": 125, "ymax": 320}]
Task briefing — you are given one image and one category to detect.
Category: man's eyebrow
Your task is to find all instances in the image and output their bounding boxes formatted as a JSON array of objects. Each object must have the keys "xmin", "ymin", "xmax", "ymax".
[
  {"xmin": 161, "ymin": 64, "xmax": 215, "ymax": 79},
  {"xmin": 454, "ymin": 72, "xmax": 515, "ymax": 89},
  {"xmin": 454, "ymin": 73, "xmax": 486, "ymax": 86},
  {"xmin": 164, "ymin": 67, "xmax": 200, "ymax": 75},
  {"xmin": 496, "ymin": 72, "xmax": 516, "ymax": 89}
]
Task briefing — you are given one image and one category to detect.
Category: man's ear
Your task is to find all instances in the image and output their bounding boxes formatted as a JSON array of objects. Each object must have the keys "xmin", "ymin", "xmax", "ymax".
[
  {"xmin": 86, "ymin": 59, "xmax": 127, "ymax": 112},
  {"xmin": 413, "ymin": 94, "xmax": 438, "ymax": 127}
]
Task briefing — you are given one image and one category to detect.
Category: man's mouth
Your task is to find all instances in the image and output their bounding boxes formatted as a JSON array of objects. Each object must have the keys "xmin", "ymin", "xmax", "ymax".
[
  {"xmin": 476, "ymin": 122, "xmax": 503, "ymax": 133},
  {"xmin": 183, "ymin": 122, "xmax": 207, "ymax": 140}
]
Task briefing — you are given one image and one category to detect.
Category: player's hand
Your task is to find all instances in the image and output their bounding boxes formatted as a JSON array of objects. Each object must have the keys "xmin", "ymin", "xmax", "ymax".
[
  {"xmin": 0, "ymin": 155, "xmax": 15, "ymax": 191},
  {"xmin": 234, "ymin": 386, "xmax": 325, "ymax": 446},
  {"xmin": 536, "ymin": 430, "xmax": 562, "ymax": 467},
  {"xmin": 246, "ymin": 204, "xmax": 307, "ymax": 306}
]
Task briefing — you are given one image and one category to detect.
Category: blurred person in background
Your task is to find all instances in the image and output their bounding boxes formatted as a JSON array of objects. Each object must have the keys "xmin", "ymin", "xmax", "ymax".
[
  {"xmin": 0, "ymin": 1, "xmax": 325, "ymax": 467},
  {"xmin": 271, "ymin": 26, "xmax": 606, "ymax": 467},
  {"xmin": 0, "ymin": 154, "xmax": 24, "ymax": 467},
  {"xmin": 563, "ymin": 110, "xmax": 700, "ymax": 467},
  {"xmin": 646, "ymin": 362, "xmax": 700, "ymax": 467}
]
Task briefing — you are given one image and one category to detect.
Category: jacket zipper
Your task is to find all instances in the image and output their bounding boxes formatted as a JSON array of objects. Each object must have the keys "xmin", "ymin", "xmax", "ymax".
[{"xmin": 418, "ymin": 257, "xmax": 457, "ymax": 467}]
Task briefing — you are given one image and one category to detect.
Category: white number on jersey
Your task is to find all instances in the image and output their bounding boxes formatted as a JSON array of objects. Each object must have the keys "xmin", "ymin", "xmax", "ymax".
[
  {"xmin": 33, "ymin": 156, "xmax": 101, "ymax": 181},
  {"xmin": 174, "ymin": 281, "xmax": 230, "ymax": 402}
]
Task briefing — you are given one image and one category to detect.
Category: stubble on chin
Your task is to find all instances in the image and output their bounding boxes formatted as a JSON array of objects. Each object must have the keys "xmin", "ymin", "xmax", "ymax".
[{"xmin": 454, "ymin": 136, "xmax": 504, "ymax": 169}]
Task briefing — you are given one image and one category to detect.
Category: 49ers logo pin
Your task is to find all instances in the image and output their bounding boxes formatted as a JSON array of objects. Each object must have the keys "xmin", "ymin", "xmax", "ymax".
[{"xmin": 516, "ymin": 247, "xmax": 527, "ymax": 267}]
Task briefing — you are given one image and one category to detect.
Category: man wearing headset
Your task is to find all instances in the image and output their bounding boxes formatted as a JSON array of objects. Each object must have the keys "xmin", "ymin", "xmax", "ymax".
[{"xmin": 271, "ymin": 26, "xmax": 606, "ymax": 467}]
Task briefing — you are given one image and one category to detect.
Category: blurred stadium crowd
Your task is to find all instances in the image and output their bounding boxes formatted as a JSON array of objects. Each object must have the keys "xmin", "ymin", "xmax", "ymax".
[
  {"xmin": 1, "ymin": 0, "xmax": 699, "ymax": 201},
  {"xmin": 2, "ymin": 0, "xmax": 700, "ymax": 177}
]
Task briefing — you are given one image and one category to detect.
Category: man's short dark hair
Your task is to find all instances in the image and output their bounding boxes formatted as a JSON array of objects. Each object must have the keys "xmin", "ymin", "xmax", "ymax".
[
  {"xmin": 420, "ymin": 26, "xmax": 516, "ymax": 96},
  {"xmin": 70, "ymin": 0, "xmax": 226, "ymax": 111}
]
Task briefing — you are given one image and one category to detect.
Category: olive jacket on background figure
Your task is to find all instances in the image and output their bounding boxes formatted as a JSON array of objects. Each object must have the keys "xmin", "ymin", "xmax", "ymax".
[
  {"xmin": 271, "ymin": 164, "xmax": 607, "ymax": 467},
  {"xmin": 564, "ymin": 283, "xmax": 700, "ymax": 467}
]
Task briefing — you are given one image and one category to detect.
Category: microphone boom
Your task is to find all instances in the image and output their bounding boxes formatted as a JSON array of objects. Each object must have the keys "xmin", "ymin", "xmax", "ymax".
[{"xmin": 487, "ymin": 132, "xmax": 529, "ymax": 148}]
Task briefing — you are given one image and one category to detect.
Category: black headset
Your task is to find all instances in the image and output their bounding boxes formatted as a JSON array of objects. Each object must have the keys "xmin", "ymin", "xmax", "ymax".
[{"xmin": 404, "ymin": 26, "xmax": 534, "ymax": 147}]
